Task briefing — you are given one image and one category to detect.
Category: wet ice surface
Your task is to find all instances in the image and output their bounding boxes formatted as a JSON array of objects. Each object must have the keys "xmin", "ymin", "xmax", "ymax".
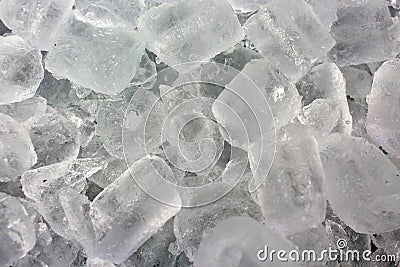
[{"xmin": 1, "ymin": 0, "xmax": 400, "ymax": 266}]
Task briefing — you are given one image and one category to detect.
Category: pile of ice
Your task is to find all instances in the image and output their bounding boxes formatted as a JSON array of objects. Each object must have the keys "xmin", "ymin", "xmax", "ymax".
[{"xmin": 1, "ymin": 0, "xmax": 400, "ymax": 266}]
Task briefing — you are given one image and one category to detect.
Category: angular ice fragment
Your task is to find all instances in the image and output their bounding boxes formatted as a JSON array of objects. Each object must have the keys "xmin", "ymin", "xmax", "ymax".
[
  {"xmin": 0, "ymin": 193, "xmax": 36, "ymax": 266},
  {"xmin": 137, "ymin": 0, "xmax": 244, "ymax": 72},
  {"xmin": 298, "ymin": 99, "xmax": 340, "ymax": 137},
  {"xmin": 213, "ymin": 58, "xmax": 300, "ymax": 151},
  {"xmin": 297, "ymin": 62, "xmax": 352, "ymax": 135},
  {"xmin": 244, "ymin": 0, "xmax": 335, "ymax": 82},
  {"xmin": 0, "ymin": 96, "xmax": 47, "ymax": 123},
  {"xmin": 21, "ymin": 158, "xmax": 106, "ymax": 238},
  {"xmin": 194, "ymin": 217, "xmax": 299, "ymax": 267},
  {"xmin": 251, "ymin": 123, "xmax": 326, "ymax": 235},
  {"xmin": 0, "ymin": 113, "xmax": 37, "ymax": 183},
  {"xmin": 90, "ymin": 156, "xmax": 181, "ymax": 264},
  {"xmin": 59, "ymin": 188, "xmax": 96, "ymax": 256},
  {"xmin": 88, "ymin": 158, "xmax": 127, "ymax": 189},
  {"xmin": 329, "ymin": 0, "xmax": 398, "ymax": 66},
  {"xmin": 123, "ymin": 90, "xmax": 167, "ymax": 164},
  {"xmin": 130, "ymin": 53, "xmax": 157, "ymax": 89},
  {"xmin": 0, "ymin": 0, "xmax": 74, "ymax": 50},
  {"xmin": 320, "ymin": 134, "xmax": 400, "ymax": 233},
  {"xmin": 0, "ymin": 36, "xmax": 44, "ymax": 105},
  {"xmin": 24, "ymin": 107, "xmax": 80, "ymax": 167},
  {"xmin": 96, "ymin": 98, "xmax": 129, "ymax": 159},
  {"xmin": 46, "ymin": 12, "xmax": 145, "ymax": 95},
  {"xmin": 366, "ymin": 59, "xmax": 400, "ymax": 158}
]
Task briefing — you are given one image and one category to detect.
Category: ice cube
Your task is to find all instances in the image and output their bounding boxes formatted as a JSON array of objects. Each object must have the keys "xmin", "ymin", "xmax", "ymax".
[
  {"xmin": 90, "ymin": 156, "xmax": 181, "ymax": 264},
  {"xmin": 213, "ymin": 58, "xmax": 300, "ymax": 151},
  {"xmin": 0, "ymin": 113, "xmax": 37, "ymax": 183},
  {"xmin": 194, "ymin": 217, "xmax": 299, "ymax": 267},
  {"xmin": 21, "ymin": 158, "xmax": 106, "ymax": 238},
  {"xmin": 329, "ymin": 0, "xmax": 399, "ymax": 66},
  {"xmin": 244, "ymin": 0, "xmax": 335, "ymax": 82},
  {"xmin": 298, "ymin": 99, "xmax": 341, "ymax": 137},
  {"xmin": 0, "ymin": 193, "xmax": 36, "ymax": 266},
  {"xmin": 297, "ymin": 62, "xmax": 353, "ymax": 135},
  {"xmin": 23, "ymin": 107, "xmax": 80, "ymax": 167},
  {"xmin": 137, "ymin": 0, "xmax": 244, "ymax": 72},
  {"xmin": 0, "ymin": 0, "xmax": 74, "ymax": 50},
  {"xmin": 341, "ymin": 66, "xmax": 373, "ymax": 101},
  {"xmin": 86, "ymin": 258, "xmax": 115, "ymax": 267},
  {"xmin": 251, "ymin": 123, "xmax": 326, "ymax": 235},
  {"xmin": 366, "ymin": 59, "xmax": 400, "ymax": 158},
  {"xmin": 320, "ymin": 134, "xmax": 400, "ymax": 233},
  {"xmin": 0, "ymin": 36, "xmax": 44, "ymax": 105},
  {"xmin": 46, "ymin": 12, "xmax": 145, "ymax": 95}
]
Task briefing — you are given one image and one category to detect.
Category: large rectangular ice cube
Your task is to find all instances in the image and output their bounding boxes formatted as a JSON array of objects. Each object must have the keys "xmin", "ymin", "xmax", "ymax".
[
  {"xmin": 46, "ymin": 12, "xmax": 145, "ymax": 95},
  {"xmin": 244, "ymin": 0, "xmax": 335, "ymax": 82},
  {"xmin": 137, "ymin": 0, "xmax": 244, "ymax": 72}
]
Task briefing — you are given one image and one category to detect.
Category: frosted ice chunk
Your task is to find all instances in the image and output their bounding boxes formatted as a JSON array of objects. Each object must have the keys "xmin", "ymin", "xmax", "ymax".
[
  {"xmin": 341, "ymin": 66, "xmax": 373, "ymax": 100},
  {"xmin": 194, "ymin": 217, "xmax": 299, "ymax": 267},
  {"xmin": 320, "ymin": 134, "xmax": 400, "ymax": 233},
  {"xmin": 173, "ymin": 183, "xmax": 263, "ymax": 260},
  {"xmin": 329, "ymin": 0, "xmax": 398, "ymax": 66},
  {"xmin": 24, "ymin": 107, "xmax": 80, "ymax": 167},
  {"xmin": 90, "ymin": 156, "xmax": 181, "ymax": 264},
  {"xmin": 46, "ymin": 12, "xmax": 145, "ymax": 95},
  {"xmin": 137, "ymin": 0, "xmax": 244, "ymax": 72},
  {"xmin": 0, "ymin": 96, "xmax": 47, "ymax": 123},
  {"xmin": 298, "ymin": 99, "xmax": 341, "ymax": 137},
  {"xmin": 366, "ymin": 59, "xmax": 400, "ymax": 158},
  {"xmin": 297, "ymin": 62, "xmax": 352, "ymax": 135},
  {"xmin": 0, "ymin": 113, "xmax": 37, "ymax": 183},
  {"xmin": 0, "ymin": 36, "xmax": 44, "ymax": 105},
  {"xmin": 244, "ymin": 0, "xmax": 335, "ymax": 82},
  {"xmin": 0, "ymin": 193, "xmax": 36, "ymax": 266},
  {"xmin": 21, "ymin": 158, "xmax": 106, "ymax": 238},
  {"xmin": 213, "ymin": 58, "xmax": 300, "ymax": 151},
  {"xmin": 0, "ymin": 0, "xmax": 74, "ymax": 50},
  {"xmin": 251, "ymin": 123, "xmax": 326, "ymax": 235}
]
